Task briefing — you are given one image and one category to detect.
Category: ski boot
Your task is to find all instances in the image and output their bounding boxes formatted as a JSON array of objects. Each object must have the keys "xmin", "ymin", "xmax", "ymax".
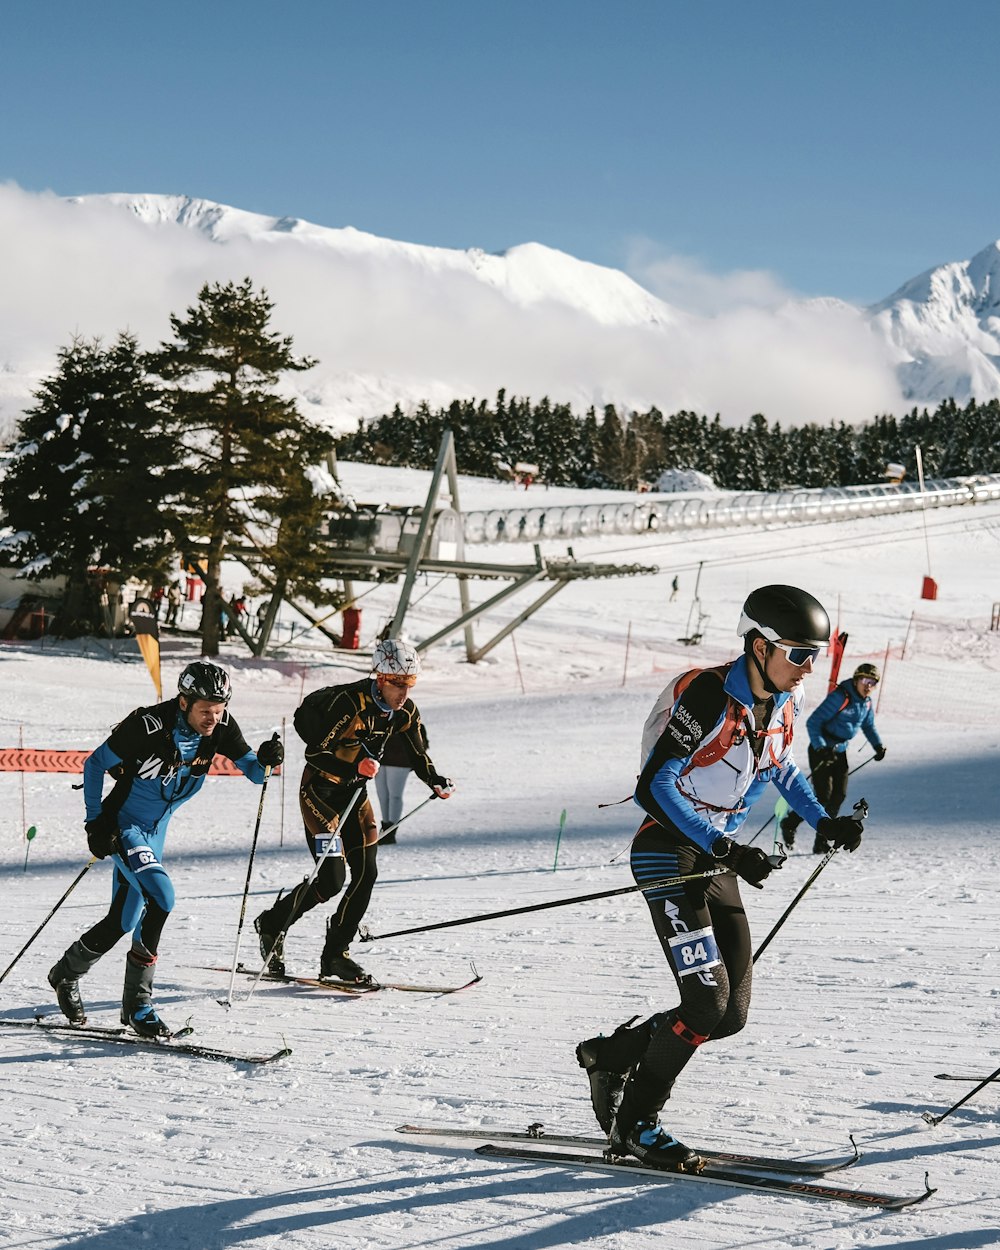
[
  {"xmin": 254, "ymin": 908, "xmax": 287, "ymax": 977},
  {"xmin": 320, "ymin": 948, "xmax": 370, "ymax": 983},
  {"xmin": 379, "ymin": 821, "xmax": 397, "ymax": 846},
  {"xmin": 320, "ymin": 916, "xmax": 373, "ymax": 983},
  {"xmin": 47, "ymin": 939, "xmax": 102, "ymax": 1024},
  {"xmin": 121, "ymin": 948, "xmax": 171, "ymax": 1038},
  {"xmin": 575, "ymin": 1014, "xmax": 662, "ymax": 1134},
  {"xmin": 779, "ymin": 813, "xmax": 798, "ymax": 848},
  {"xmin": 609, "ymin": 1117, "xmax": 704, "ymax": 1173}
]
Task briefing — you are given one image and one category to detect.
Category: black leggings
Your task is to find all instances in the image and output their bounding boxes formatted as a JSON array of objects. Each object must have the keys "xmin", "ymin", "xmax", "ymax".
[
  {"xmin": 627, "ymin": 822, "xmax": 752, "ymax": 1102},
  {"xmin": 784, "ymin": 745, "xmax": 849, "ymax": 833},
  {"xmin": 82, "ymin": 880, "xmax": 169, "ymax": 957},
  {"xmin": 270, "ymin": 770, "xmax": 380, "ymax": 948}
]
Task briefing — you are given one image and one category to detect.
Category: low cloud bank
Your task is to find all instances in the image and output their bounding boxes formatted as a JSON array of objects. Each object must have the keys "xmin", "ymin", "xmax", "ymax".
[{"xmin": 0, "ymin": 184, "xmax": 904, "ymax": 437}]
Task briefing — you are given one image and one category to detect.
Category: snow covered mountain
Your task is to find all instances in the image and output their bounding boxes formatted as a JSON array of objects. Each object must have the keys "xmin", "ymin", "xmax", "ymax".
[
  {"xmin": 868, "ymin": 239, "xmax": 1000, "ymax": 405},
  {"xmin": 0, "ymin": 184, "xmax": 997, "ymax": 443},
  {"xmin": 86, "ymin": 193, "xmax": 679, "ymax": 332}
]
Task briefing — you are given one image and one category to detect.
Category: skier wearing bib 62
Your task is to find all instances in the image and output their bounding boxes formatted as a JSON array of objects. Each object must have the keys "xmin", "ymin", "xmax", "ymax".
[
  {"xmin": 577, "ymin": 586, "xmax": 865, "ymax": 1173},
  {"xmin": 47, "ymin": 661, "xmax": 283, "ymax": 1037}
]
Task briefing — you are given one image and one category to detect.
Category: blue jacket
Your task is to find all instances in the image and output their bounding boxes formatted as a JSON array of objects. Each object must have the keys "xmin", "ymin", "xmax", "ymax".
[
  {"xmin": 84, "ymin": 698, "xmax": 265, "ymax": 835},
  {"xmin": 807, "ymin": 680, "xmax": 883, "ymax": 754},
  {"xmin": 636, "ymin": 655, "xmax": 828, "ymax": 853}
]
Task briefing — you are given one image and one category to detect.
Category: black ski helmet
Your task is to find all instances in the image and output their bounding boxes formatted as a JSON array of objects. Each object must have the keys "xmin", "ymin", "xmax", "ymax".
[
  {"xmin": 178, "ymin": 660, "xmax": 232, "ymax": 704},
  {"xmin": 737, "ymin": 585, "xmax": 831, "ymax": 648}
]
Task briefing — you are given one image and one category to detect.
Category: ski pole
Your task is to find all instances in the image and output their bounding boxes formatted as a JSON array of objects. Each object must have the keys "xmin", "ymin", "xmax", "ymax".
[
  {"xmin": 375, "ymin": 792, "xmax": 437, "ymax": 845},
  {"xmin": 241, "ymin": 784, "xmax": 364, "ymax": 1002},
  {"xmin": 220, "ymin": 740, "xmax": 276, "ymax": 1008},
  {"xmin": 922, "ymin": 1061, "xmax": 1000, "ymax": 1126},
  {"xmin": 753, "ymin": 798, "xmax": 868, "ymax": 963},
  {"xmin": 359, "ymin": 866, "xmax": 731, "ymax": 943},
  {"xmin": 0, "ymin": 858, "xmax": 97, "ymax": 983}
]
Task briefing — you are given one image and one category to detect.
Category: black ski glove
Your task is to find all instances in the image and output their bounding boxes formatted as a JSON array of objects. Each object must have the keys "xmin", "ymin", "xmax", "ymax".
[
  {"xmin": 85, "ymin": 810, "xmax": 118, "ymax": 859},
  {"xmin": 715, "ymin": 838, "xmax": 775, "ymax": 889},
  {"xmin": 256, "ymin": 734, "xmax": 284, "ymax": 768},
  {"xmin": 813, "ymin": 747, "xmax": 838, "ymax": 767},
  {"xmin": 816, "ymin": 815, "xmax": 863, "ymax": 852},
  {"xmin": 429, "ymin": 773, "xmax": 453, "ymax": 798},
  {"xmin": 873, "ymin": 745, "xmax": 887, "ymax": 762}
]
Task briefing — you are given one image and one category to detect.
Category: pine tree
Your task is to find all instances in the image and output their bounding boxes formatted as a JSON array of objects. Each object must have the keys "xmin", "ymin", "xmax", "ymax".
[
  {"xmin": 151, "ymin": 278, "xmax": 328, "ymax": 656},
  {"xmin": 0, "ymin": 334, "xmax": 175, "ymax": 635}
]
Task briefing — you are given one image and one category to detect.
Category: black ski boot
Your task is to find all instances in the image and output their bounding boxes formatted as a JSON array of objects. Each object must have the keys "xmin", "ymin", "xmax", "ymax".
[
  {"xmin": 608, "ymin": 1065, "xmax": 703, "ymax": 1173},
  {"xmin": 779, "ymin": 813, "xmax": 798, "ymax": 848},
  {"xmin": 610, "ymin": 1118, "xmax": 703, "ymax": 1173},
  {"xmin": 575, "ymin": 1014, "xmax": 662, "ymax": 1134},
  {"xmin": 379, "ymin": 821, "xmax": 397, "ymax": 845},
  {"xmin": 121, "ymin": 948, "xmax": 171, "ymax": 1038},
  {"xmin": 320, "ymin": 949, "xmax": 369, "ymax": 982},
  {"xmin": 254, "ymin": 907, "xmax": 287, "ymax": 976},
  {"xmin": 47, "ymin": 939, "xmax": 102, "ymax": 1024},
  {"xmin": 320, "ymin": 920, "xmax": 370, "ymax": 982}
]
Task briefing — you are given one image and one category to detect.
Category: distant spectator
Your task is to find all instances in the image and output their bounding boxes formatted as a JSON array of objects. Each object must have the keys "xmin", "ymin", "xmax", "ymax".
[
  {"xmin": 670, "ymin": 575, "xmax": 679, "ymax": 602},
  {"xmin": 164, "ymin": 583, "xmax": 182, "ymax": 628}
]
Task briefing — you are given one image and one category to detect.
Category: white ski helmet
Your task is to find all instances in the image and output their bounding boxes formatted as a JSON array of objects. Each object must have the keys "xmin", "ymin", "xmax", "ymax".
[{"xmin": 372, "ymin": 637, "xmax": 421, "ymax": 679}]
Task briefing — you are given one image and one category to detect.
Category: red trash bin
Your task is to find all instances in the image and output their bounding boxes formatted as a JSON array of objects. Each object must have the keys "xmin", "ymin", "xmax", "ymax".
[{"xmin": 341, "ymin": 607, "xmax": 362, "ymax": 649}]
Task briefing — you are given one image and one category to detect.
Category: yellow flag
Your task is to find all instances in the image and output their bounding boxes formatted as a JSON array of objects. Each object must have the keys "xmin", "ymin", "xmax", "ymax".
[{"xmin": 130, "ymin": 598, "xmax": 162, "ymax": 700}]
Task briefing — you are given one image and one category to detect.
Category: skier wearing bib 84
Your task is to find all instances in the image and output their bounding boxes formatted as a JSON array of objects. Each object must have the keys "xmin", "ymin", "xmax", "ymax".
[
  {"xmin": 47, "ymin": 661, "xmax": 282, "ymax": 1037},
  {"xmin": 576, "ymin": 586, "xmax": 865, "ymax": 1173}
]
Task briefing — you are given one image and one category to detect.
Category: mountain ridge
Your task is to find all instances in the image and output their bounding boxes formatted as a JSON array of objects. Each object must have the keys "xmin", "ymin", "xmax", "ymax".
[{"xmin": 0, "ymin": 186, "xmax": 997, "ymax": 441}]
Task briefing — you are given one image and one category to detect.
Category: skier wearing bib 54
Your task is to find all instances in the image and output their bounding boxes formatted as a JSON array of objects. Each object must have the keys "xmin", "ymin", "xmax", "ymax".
[
  {"xmin": 47, "ymin": 661, "xmax": 283, "ymax": 1037},
  {"xmin": 576, "ymin": 586, "xmax": 865, "ymax": 1173},
  {"xmin": 253, "ymin": 638, "xmax": 453, "ymax": 984}
]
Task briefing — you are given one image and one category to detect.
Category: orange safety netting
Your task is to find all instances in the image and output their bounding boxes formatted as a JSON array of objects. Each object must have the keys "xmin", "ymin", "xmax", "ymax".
[{"xmin": 0, "ymin": 749, "xmax": 247, "ymax": 776}]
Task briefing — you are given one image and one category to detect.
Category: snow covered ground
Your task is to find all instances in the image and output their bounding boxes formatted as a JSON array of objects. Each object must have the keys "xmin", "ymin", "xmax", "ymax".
[{"xmin": 2, "ymin": 465, "xmax": 1000, "ymax": 1249}]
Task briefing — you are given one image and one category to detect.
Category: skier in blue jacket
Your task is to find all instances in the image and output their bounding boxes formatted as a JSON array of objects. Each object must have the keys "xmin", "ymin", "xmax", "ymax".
[
  {"xmin": 46, "ymin": 660, "xmax": 283, "ymax": 1036},
  {"xmin": 780, "ymin": 661, "xmax": 884, "ymax": 853}
]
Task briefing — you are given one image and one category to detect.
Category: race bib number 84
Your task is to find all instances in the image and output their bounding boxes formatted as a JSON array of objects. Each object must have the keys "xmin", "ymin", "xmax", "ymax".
[{"xmin": 668, "ymin": 925, "xmax": 721, "ymax": 977}]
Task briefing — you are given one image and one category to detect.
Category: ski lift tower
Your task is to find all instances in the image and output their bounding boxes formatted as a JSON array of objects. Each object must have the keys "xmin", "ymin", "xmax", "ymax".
[{"xmin": 318, "ymin": 429, "xmax": 658, "ymax": 663}]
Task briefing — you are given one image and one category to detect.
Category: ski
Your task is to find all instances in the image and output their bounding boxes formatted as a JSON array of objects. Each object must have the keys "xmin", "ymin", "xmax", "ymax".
[
  {"xmin": 204, "ymin": 964, "xmax": 376, "ymax": 995},
  {"xmin": 934, "ymin": 1072, "xmax": 1000, "ymax": 1082},
  {"xmin": 395, "ymin": 1122, "xmax": 860, "ymax": 1175},
  {"xmin": 0, "ymin": 1016, "xmax": 291, "ymax": 1065},
  {"xmin": 471, "ymin": 1144, "xmax": 935, "ymax": 1210},
  {"xmin": 206, "ymin": 963, "xmax": 482, "ymax": 995}
]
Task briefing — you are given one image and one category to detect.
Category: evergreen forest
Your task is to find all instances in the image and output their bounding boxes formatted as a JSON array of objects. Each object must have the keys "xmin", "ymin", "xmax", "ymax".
[{"xmin": 337, "ymin": 392, "xmax": 1000, "ymax": 492}]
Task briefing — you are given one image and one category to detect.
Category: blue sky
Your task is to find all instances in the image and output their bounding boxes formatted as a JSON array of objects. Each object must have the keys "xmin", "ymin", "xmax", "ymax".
[{"xmin": 3, "ymin": 1, "xmax": 999, "ymax": 307}]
